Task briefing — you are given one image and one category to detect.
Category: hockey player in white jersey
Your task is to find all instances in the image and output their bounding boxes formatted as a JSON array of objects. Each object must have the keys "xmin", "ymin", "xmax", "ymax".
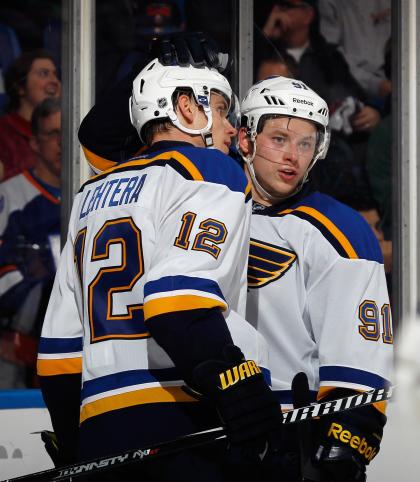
[
  {"xmin": 238, "ymin": 76, "xmax": 393, "ymax": 481},
  {"xmin": 37, "ymin": 59, "xmax": 282, "ymax": 481}
]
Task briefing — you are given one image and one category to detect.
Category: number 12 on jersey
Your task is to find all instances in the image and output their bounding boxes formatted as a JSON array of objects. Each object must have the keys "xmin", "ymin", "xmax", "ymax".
[
  {"xmin": 74, "ymin": 217, "xmax": 149, "ymax": 343},
  {"xmin": 174, "ymin": 211, "xmax": 227, "ymax": 259}
]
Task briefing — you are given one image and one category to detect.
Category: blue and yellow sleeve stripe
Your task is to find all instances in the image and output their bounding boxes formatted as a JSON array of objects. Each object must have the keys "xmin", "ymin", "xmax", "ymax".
[
  {"xmin": 80, "ymin": 386, "xmax": 196, "ymax": 423},
  {"xmin": 79, "ymin": 365, "xmax": 271, "ymax": 423},
  {"xmin": 37, "ymin": 337, "xmax": 83, "ymax": 376},
  {"xmin": 319, "ymin": 366, "xmax": 391, "ymax": 414},
  {"xmin": 79, "ymin": 367, "xmax": 196, "ymax": 423},
  {"xmin": 143, "ymin": 275, "xmax": 227, "ymax": 320}
]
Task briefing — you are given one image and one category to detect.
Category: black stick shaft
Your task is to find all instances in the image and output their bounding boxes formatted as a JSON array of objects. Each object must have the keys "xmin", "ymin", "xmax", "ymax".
[
  {"xmin": 292, "ymin": 372, "xmax": 323, "ymax": 482},
  {"xmin": 2, "ymin": 428, "xmax": 226, "ymax": 482}
]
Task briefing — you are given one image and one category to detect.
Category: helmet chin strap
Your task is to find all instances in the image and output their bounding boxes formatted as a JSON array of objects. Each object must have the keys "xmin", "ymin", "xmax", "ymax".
[{"xmin": 167, "ymin": 105, "xmax": 215, "ymax": 148}]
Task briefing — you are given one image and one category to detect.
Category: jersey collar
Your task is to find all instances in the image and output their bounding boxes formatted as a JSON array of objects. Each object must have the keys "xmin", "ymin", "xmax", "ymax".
[
  {"xmin": 252, "ymin": 182, "xmax": 316, "ymax": 216},
  {"xmin": 146, "ymin": 140, "xmax": 195, "ymax": 154}
]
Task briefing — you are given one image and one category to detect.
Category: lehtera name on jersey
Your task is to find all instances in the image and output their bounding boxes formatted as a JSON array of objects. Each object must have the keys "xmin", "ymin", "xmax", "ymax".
[{"xmin": 79, "ymin": 173, "xmax": 147, "ymax": 219}]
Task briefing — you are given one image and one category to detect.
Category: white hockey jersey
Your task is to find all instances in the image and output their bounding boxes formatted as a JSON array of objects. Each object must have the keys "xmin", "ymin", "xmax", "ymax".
[
  {"xmin": 246, "ymin": 188, "xmax": 393, "ymax": 413},
  {"xmin": 37, "ymin": 143, "xmax": 269, "ymax": 447}
]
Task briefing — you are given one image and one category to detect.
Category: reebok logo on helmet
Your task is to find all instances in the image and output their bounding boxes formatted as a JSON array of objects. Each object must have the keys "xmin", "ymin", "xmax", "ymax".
[{"xmin": 292, "ymin": 98, "xmax": 313, "ymax": 106}]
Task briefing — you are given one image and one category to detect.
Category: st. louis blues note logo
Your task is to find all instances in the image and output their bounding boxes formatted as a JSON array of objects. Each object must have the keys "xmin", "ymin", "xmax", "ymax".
[{"xmin": 248, "ymin": 238, "xmax": 297, "ymax": 288}]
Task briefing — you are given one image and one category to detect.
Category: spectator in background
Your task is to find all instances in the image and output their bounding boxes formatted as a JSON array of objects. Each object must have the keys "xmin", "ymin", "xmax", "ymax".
[
  {"xmin": 341, "ymin": 192, "xmax": 392, "ymax": 302},
  {"xmin": 366, "ymin": 39, "xmax": 392, "ymax": 241},
  {"xmin": 343, "ymin": 193, "xmax": 392, "ymax": 275},
  {"xmin": 258, "ymin": 0, "xmax": 380, "ymax": 131},
  {"xmin": 360, "ymin": 205, "xmax": 392, "ymax": 276},
  {"xmin": 135, "ymin": 0, "xmax": 186, "ymax": 36},
  {"xmin": 184, "ymin": 0, "xmax": 231, "ymax": 62},
  {"xmin": 0, "ymin": 1, "xmax": 61, "ymax": 54},
  {"xmin": 255, "ymin": 48, "xmax": 297, "ymax": 81},
  {"xmin": 0, "ymin": 49, "xmax": 60, "ymax": 181},
  {"xmin": 95, "ymin": 0, "xmax": 186, "ymax": 98},
  {"xmin": 366, "ymin": 113, "xmax": 391, "ymax": 237},
  {"xmin": 0, "ymin": 97, "xmax": 61, "ymax": 388},
  {"xmin": 318, "ymin": 0, "xmax": 391, "ymax": 101},
  {"xmin": 0, "ymin": 20, "xmax": 22, "ymax": 115}
]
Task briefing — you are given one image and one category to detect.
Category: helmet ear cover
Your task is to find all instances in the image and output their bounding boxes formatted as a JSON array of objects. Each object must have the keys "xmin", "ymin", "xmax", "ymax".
[{"xmin": 141, "ymin": 88, "xmax": 195, "ymax": 146}]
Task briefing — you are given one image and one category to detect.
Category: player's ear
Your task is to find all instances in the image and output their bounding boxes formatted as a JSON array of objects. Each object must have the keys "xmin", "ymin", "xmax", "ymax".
[
  {"xmin": 176, "ymin": 93, "xmax": 197, "ymax": 126},
  {"xmin": 238, "ymin": 127, "xmax": 253, "ymax": 156}
]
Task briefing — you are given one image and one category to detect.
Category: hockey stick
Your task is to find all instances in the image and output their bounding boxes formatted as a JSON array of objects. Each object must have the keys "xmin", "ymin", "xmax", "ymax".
[
  {"xmin": 2, "ymin": 427, "xmax": 227, "ymax": 482},
  {"xmin": 2, "ymin": 385, "xmax": 393, "ymax": 482},
  {"xmin": 282, "ymin": 384, "xmax": 394, "ymax": 424}
]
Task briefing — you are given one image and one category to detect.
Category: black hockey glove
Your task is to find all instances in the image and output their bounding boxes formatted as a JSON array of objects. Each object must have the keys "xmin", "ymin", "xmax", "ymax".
[
  {"xmin": 192, "ymin": 345, "xmax": 283, "ymax": 460},
  {"xmin": 313, "ymin": 390, "xmax": 386, "ymax": 482},
  {"xmin": 149, "ymin": 31, "xmax": 228, "ymax": 72}
]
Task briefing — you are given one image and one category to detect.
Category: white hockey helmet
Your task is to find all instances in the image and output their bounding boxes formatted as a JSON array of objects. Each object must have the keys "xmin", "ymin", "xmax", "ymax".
[
  {"xmin": 240, "ymin": 76, "xmax": 330, "ymax": 200},
  {"xmin": 129, "ymin": 58, "xmax": 233, "ymax": 147}
]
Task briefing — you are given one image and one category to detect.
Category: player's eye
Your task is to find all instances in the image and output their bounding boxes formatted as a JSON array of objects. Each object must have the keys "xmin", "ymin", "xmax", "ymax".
[
  {"xmin": 215, "ymin": 106, "xmax": 228, "ymax": 117},
  {"xmin": 298, "ymin": 139, "xmax": 316, "ymax": 151},
  {"xmin": 299, "ymin": 141, "xmax": 311, "ymax": 150}
]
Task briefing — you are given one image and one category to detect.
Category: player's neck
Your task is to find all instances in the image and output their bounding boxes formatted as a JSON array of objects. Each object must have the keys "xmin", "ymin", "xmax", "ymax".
[
  {"xmin": 244, "ymin": 166, "xmax": 272, "ymax": 207},
  {"xmin": 152, "ymin": 129, "xmax": 204, "ymax": 148}
]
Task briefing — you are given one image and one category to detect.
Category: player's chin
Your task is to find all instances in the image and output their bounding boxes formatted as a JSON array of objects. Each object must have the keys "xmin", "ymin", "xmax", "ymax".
[{"xmin": 272, "ymin": 181, "xmax": 298, "ymax": 198}]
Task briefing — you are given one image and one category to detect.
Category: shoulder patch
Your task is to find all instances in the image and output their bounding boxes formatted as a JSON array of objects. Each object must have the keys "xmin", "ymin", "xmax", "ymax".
[{"xmin": 248, "ymin": 238, "xmax": 297, "ymax": 288}]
